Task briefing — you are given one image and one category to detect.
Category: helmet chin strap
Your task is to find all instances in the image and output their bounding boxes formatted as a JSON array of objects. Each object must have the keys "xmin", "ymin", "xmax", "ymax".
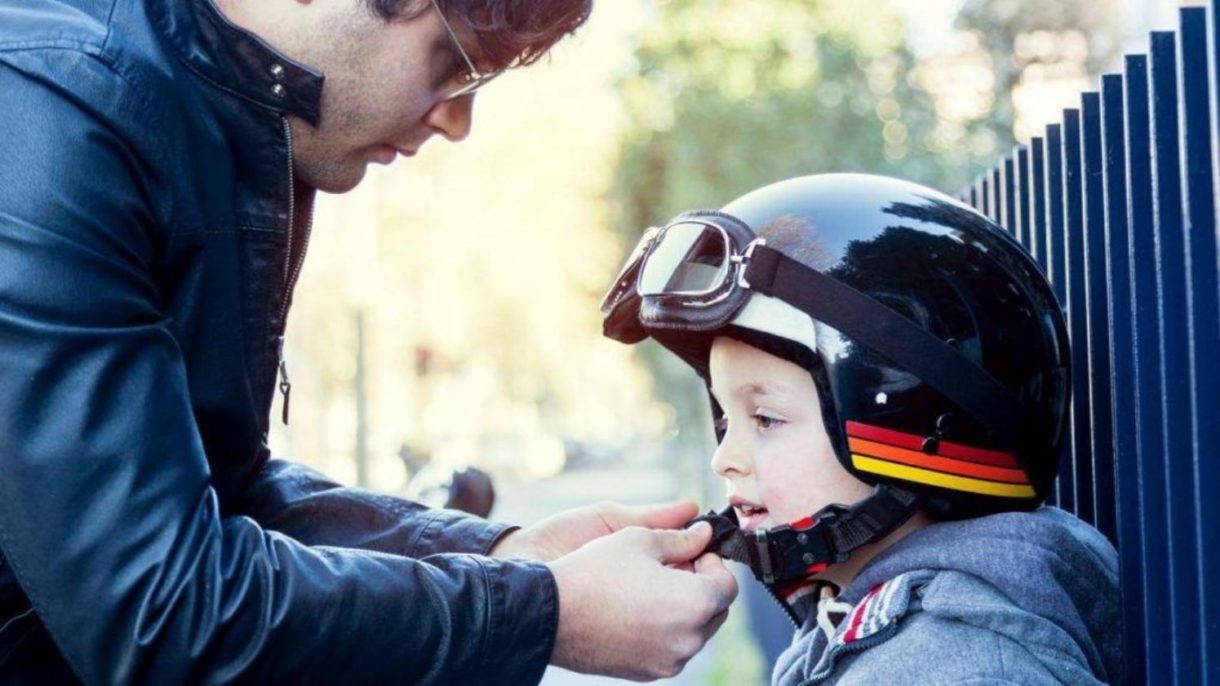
[{"xmin": 689, "ymin": 485, "xmax": 921, "ymax": 588}]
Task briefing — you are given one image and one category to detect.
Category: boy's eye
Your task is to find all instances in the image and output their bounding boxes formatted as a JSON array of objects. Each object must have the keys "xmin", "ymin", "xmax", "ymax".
[
  {"xmin": 714, "ymin": 415, "xmax": 729, "ymax": 434},
  {"xmin": 752, "ymin": 413, "xmax": 784, "ymax": 431}
]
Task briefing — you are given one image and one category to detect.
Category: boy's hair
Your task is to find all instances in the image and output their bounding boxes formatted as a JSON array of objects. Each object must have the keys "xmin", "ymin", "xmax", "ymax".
[{"xmin": 367, "ymin": 0, "xmax": 593, "ymax": 70}]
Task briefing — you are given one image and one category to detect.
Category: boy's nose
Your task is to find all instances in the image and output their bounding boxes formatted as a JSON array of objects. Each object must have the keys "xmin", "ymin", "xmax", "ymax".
[{"xmin": 710, "ymin": 435, "xmax": 752, "ymax": 478}]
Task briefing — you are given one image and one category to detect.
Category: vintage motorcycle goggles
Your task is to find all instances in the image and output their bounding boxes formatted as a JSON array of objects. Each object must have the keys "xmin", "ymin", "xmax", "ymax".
[
  {"xmin": 600, "ymin": 211, "xmax": 767, "ymax": 343},
  {"xmin": 600, "ymin": 209, "xmax": 1031, "ymax": 449}
]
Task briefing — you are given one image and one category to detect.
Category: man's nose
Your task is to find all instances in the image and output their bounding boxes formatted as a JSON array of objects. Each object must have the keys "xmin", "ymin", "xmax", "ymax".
[{"xmin": 425, "ymin": 94, "xmax": 474, "ymax": 142}]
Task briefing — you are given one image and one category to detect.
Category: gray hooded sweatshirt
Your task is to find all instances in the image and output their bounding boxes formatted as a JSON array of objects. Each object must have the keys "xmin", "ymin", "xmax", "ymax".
[{"xmin": 772, "ymin": 507, "xmax": 1122, "ymax": 685}]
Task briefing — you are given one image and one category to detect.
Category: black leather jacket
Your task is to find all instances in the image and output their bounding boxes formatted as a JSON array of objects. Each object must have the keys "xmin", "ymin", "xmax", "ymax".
[{"xmin": 0, "ymin": 0, "xmax": 557, "ymax": 682}]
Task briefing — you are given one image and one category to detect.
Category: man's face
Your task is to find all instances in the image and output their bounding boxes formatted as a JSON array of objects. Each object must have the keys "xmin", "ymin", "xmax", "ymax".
[{"xmin": 277, "ymin": 0, "xmax": 488, "ymax": 192}]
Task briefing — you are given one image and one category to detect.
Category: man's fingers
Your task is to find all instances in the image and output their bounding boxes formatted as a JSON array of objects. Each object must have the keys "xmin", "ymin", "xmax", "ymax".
[
  {"xmin": 602, "ymin": 501, "xmax": 699, "ymax": 532},
  {"xmin": 650, "ymin": 521, "xmax": 712, "ymax": 564},
  {"xmin": 632, "ymin": 501, "xmax": 700, "ymax": 529},
  {"xmin": 692, "ymin": 551, "xmax": 726, "ymax": 576},
  {"xmin": 701, "ymin": 608, "xmax": 730, "ymax": 641},
  {"xmin": 693, "ymin": 552, "xmax": 738, "ymax": 611}
]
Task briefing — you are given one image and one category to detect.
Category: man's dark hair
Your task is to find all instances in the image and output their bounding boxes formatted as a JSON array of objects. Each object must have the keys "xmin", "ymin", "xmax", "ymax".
[{"xmin": 369, "ymin": 0, "xmax": 593, "ymax": 69}]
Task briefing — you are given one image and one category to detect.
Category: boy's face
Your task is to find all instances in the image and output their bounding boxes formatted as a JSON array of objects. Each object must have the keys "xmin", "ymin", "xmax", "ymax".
[{"xmin": 708, "ymin": 336, "xmax": 872, "ymax": 532}]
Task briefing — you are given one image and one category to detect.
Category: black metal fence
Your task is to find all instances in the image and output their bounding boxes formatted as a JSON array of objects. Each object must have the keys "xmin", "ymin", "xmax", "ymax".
[{"xmin": 957, "ymin": 5, "xmax": 1218, "ymax": 682}]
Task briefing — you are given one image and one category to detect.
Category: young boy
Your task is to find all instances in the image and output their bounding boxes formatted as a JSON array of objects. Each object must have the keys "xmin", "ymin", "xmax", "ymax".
[{"xmin": 600, "ymin": 174, "xmax": 1122, "ymax": 684}]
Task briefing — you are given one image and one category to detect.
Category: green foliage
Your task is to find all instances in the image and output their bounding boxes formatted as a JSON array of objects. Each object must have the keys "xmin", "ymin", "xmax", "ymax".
[
  {"xmin": 608, "ymin": 0, "xmax": 978, "ymax": 449},
  {"xmin": 611, "ymin": 0, "xmax": 967, "ymax": 235}
]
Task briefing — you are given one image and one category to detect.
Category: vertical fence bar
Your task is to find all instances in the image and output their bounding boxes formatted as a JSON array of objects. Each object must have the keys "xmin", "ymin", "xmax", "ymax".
[
  {"xmin": 1017, "ymin": 147, "xmax": 1032, "ymax": 253},
  {"xmin": 1151, "ymin": 29, "xmax": 1200, "ymax": 684},
  {"xmin": 954, "ymin": 13, "xmax": 1220, "ymax": 678},
  {"xmin": 1029, "ymin": 139, "xmax": 1047, "ymax": 269},
  {"xmin": 1044, "ymin": 123, "xmax": 1074, "ymax": 514},
  {"xmin": 990, "ymin": 166, "xmax": 1003, "ymax": 224},
  {"xmin": 1062, "ymin": 108, "xmax": 1094, "ymax": 524},
  {"xmin": 1178, "ymin": 11, "xmax": 1220, "ymax": 680},
  {"xmin": 996, "ymin": 157, "xmax": 1008, "ymax": 231},
  {"xmin": 1123, "ymin": 53, "xmax": 1168, "ymax": 686},
  {"xmin": 1212, "ymin": 0, "xmax": 1220, "ymax": 250},
  {"xmin": 1210, "ymin": 3, "xmax": 1220, "ymax": 677},
  {"xmin": 968, "ymin": 183, "xmax": 978, "ymax": 210},
  {"xmin": 993, "ymin": 166, "xmax": 1003, "ymax": 228},
  {"xmin": 1026, "ymin": 130, "xmax": 1057, "ymax": 531},
  {"xmin": 995, "ymin": 163, "xmax": 1005, "ymax": 229},
  {"xmin": 1100, "ymin": 71, "xmax": 1143, "ymax": 681},
  {"xmin": 1080, "ymin": 92, "xmax": 1116, "ymax": 541},
  {"xmin": 1003, "ymin": 155, "xmax": 1018, "ymax": 236}
]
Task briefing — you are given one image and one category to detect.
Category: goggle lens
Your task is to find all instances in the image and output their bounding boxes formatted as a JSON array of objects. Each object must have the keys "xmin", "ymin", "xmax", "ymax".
[{"xmin": 638, "ymin": 222, "xmax": 730, "ymax": 296}]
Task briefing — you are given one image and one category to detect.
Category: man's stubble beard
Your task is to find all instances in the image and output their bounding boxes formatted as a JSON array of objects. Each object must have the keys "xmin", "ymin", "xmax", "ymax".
[{"xmin": 287, "ymin": 116, "xmax": 369, "ymax": 194}]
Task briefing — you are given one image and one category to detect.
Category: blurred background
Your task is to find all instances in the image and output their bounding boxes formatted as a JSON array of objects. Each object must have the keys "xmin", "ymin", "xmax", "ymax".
[{"xmin": 271, "ymin": 0, "xmax": 1199, "ymax": 682}]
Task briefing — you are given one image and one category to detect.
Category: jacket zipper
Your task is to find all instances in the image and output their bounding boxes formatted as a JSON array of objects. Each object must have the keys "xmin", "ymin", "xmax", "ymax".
[
  {"xmin": 766, "ymin": 580, "xmax": 802, "ymax": 628},
  {"xmin": 277, "ymin": 117, "xmax": 314, "ymax": 425}
]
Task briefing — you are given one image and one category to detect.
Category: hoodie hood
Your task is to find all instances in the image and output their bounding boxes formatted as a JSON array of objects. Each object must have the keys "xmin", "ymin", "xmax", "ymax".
[{"xmin": 777, "ymin": 507, "xmax": 1121, "ymax": 684}]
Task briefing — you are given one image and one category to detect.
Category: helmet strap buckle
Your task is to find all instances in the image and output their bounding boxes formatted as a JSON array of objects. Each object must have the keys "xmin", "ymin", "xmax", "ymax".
[
  {"xmin": 750, "ymin": 506, "xmax": 847, "ymax": 584},
  {"xmin": 690, "ymin": 485, "xmax": 921, "ymax": 588}
]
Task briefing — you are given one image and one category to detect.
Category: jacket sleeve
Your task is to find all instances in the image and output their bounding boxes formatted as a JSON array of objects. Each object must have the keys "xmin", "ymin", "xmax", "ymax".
[
  {"xmin": 0, "ymin": 51, "xmax": 556, "ymax": 685},
  {"xmin": 236, "ymin": 459, "xmax": 515, "ymax": 558}
]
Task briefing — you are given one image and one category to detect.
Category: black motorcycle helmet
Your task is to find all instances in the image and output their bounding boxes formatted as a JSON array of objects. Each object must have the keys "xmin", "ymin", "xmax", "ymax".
[{"xmin": 602, "ymin": 174, "xmax": 1070, "ymax": 521}]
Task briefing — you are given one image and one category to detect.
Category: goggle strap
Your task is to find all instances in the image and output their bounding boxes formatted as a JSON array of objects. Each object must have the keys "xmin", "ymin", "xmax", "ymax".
[{"xmin": 744, "ymin": 245, "xmax": 1028, "ymax": 448}]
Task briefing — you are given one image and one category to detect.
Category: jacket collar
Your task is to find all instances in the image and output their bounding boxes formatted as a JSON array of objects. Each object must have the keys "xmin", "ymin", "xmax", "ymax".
[{"xmin": 148, "ymin": 0, "xmax": 325, "ymax": 127}]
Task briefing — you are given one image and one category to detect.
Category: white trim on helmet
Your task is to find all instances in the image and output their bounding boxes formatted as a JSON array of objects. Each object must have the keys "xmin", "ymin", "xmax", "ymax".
[{"xmin": 730, "ymin": 292, "xmax": 818, "ymax": 357}]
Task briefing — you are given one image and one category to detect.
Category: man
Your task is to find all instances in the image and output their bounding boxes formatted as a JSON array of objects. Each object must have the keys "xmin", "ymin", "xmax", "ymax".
[{"xmin": 0, "ymin": 0, "xmax": 737, "ymax": 683}]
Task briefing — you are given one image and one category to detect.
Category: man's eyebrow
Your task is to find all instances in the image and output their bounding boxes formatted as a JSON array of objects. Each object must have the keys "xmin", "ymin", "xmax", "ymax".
[
  {"xmin": 430, "ymin": 34, "xmax": 454, "ymax": 64},
  {"xmin": 427, "ymin": 36, "xmax": 463, "ymax": 87},
  {"xmin": 464, "ymin": 41, "xmax": 496, "ymax": 72},
  {"xmin": 455, "ymin": 28, "xmax": 501, "ymax": 71},
  {"xmin": 435, "ymin": 16, "xmax": 493, "ymax": 67}
]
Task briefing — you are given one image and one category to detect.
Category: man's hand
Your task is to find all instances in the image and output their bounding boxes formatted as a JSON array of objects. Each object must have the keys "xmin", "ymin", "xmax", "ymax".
[
  {"xmin": 490, "ymin": 501, "xmax": 699, "ymax": 562},
  {"xmin": 547, "ymin": 522, "xmax": 739, "ymax": 680}
]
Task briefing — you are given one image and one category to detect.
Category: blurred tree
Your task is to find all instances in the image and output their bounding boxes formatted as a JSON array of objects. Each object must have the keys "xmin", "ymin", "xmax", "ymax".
[
  {"xmin": 607, "ymin": 0, "xmax": 980, "ymax": 465},
  {"xmin": 954, "ymin": 0, "xmax": 1121, "ymax": 150},
  {"xmin": 612, "ymin": 0, "xmax": 964, "ymax": 230}
]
